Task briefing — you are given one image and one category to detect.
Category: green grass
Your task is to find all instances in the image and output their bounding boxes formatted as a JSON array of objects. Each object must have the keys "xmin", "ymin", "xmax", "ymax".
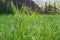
[
  {"xmin": 0, "ymin": 2, "xmax": 60, "ymax": 40},
  {"xmin": 0, "ymin": 14, "xmax": 60, "ymax": 40}
]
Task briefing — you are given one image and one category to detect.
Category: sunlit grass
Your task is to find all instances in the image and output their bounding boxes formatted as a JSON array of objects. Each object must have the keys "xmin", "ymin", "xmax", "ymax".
[
  {"xmin": 0, "ymin": 14, "xmax": 60, "ymax": 40},
  {"xmin": 0, "ymin": 3, "xmax": 60, "ymax": 40}
]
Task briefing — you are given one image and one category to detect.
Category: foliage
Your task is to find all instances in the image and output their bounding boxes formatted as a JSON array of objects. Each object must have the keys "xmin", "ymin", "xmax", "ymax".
[
  {"xmin": 0, "ymin": 1, "xmax": 60, "ymax": 40},
  {"xmin": 0, "ymin": 12, "xmax": 60, "ymax": 40},
  {"xmin": 0, "ymin": 0, "xmax": 13, "ymax": 14}
]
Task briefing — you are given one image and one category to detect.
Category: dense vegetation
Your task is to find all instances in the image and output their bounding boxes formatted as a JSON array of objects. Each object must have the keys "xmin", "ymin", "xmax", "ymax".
[
  {"xmin": 0, "ymin": 13, "xmax": 60, "ymax": 40},
  {"xmin": 0, "ymin": 0, "xmax": 13, "ymax": 14},
  {"xmin": 0, "ymin": 0, "xmax": 60, "ymax": 40}
]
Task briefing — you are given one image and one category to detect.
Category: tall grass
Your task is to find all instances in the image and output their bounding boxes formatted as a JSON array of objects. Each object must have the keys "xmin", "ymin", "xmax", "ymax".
[{"xmin": 0, "ymin": 2, "xmax": 60, "ymax": 40}]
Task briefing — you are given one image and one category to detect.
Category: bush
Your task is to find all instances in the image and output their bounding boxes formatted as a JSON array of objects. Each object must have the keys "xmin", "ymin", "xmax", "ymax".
[{"xmin": 0, "ymin": 0, "xmax": 13, "ymax": 14}]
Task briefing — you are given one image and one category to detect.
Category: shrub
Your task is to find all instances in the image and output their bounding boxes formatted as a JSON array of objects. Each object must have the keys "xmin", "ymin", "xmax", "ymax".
[{"xmin": 0, "ymin": 0, "xmax": 13, "ymax": 14}]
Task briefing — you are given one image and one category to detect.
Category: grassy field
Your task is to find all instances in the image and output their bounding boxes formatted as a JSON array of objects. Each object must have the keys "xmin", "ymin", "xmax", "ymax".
[{"xmin": 0, "ymin": 14, "xmax": 60, "ymax": 40}]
